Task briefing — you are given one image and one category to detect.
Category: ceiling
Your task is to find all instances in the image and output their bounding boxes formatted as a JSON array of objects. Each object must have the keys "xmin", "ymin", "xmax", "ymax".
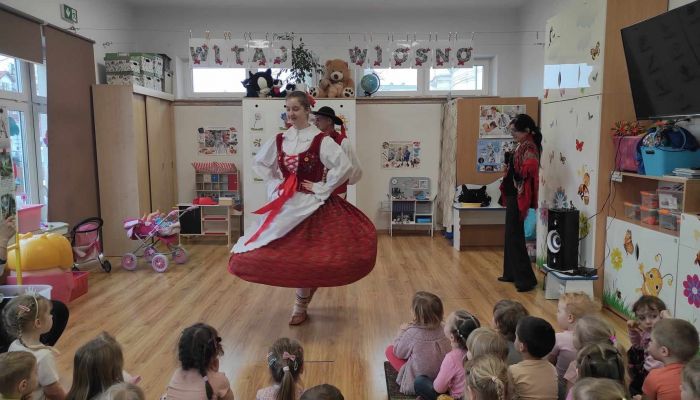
[{"xmin": 124, "ymin": 0, "xmax": 528, "ymax": 10}]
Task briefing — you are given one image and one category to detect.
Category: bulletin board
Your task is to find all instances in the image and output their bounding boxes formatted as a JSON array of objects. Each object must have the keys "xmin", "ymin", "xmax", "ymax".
[{"xmin": 456, "ymin": 97, "xmax": 540, "ymax": 186}]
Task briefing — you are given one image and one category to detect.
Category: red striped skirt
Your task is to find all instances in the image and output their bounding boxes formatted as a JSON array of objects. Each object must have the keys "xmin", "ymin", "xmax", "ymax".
[{"xmin": 228, "ymin": 196, "xmax": 377, "ymax": 287}]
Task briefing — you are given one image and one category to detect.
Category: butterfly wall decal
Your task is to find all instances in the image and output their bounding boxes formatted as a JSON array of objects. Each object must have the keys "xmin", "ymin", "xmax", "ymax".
[
  {"xmin": 560, "ymin": 152, "xmax": 567, "ymax": 165},
  {"xmin": 588, "ymin": 112, "xmax": 594, "ymax": 120},
  {"xmin": 590, "ymin": 41, "xmax": 600, "ymax": 60},
  {"xmin": 591, "ymin": 72, "xmax": 599, "ymax": 82},
  {"xmin": 576, "ymin": 139, "xmax": 584, "ymax": 151}
]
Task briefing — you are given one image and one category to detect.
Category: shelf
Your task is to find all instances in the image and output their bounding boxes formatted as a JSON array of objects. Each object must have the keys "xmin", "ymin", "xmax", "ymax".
[
  {"xmin": 415, "ymin": 213, "xmax": 433, "ymax": 216},
  {"xmin": 615, "ymin": 215, "xmax": 680, "ymax": 237},
  {"xmin": 619, "ymin": 172, "xmax": 692, "ymax": 184},
  {"xmin": 203, "ymin": 217, "xmax": 227, "ymax": 221},
  {"xmin": 203, "ymin": 231, "xmax": 227, "ymax": 235}
]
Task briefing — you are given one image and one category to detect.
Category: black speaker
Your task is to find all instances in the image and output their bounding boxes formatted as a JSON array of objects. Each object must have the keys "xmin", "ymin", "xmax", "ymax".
[{"xmin": 546, "ymin": 208, "xmax": 580, "ymax": 271}]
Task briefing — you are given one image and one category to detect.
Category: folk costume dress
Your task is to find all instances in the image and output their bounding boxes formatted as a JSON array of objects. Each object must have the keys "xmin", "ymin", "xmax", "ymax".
[
  {"xmin": 229, "ymin": 125, "xmax": 376, "ymax": 288},
  {"xmin": 499, "ymin": 134, "xmax": 539, "ymax": 290}
]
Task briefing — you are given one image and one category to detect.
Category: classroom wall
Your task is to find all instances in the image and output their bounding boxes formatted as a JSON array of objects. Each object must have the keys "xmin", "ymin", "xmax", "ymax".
[
  {"xmin": 129, "ymin": 6, "xmax": 531, "ymax": 98},
  {"xmin": 173, "ymin": 102, "xmax": 441, "ymax": 229},
  {"xmin": 0, "ymin": 0, "xmax": 135, "ymax": 79},
  {"xmin": 173, "ymin": 105, "xmax": 243, "ymax": 204},
  {"xmin": 669, "ymin": 0, "xmax": 695, "ymax": 8}
]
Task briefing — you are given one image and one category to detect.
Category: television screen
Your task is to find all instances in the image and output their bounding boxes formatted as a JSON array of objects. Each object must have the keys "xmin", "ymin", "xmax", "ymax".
[{"xmin": 621, "ymin": 0, "xmax": 700, "ymax": 119}]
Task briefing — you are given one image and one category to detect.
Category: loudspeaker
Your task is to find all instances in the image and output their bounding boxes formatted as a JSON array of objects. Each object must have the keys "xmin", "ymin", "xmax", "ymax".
[{"xmin": 546, "ymin": 208, "xmax": 580, "ymax": 271}]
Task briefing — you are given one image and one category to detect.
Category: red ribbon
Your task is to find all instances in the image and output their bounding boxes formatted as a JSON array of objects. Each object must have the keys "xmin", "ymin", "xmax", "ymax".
[{"xmin": 244, "ymin": 174, "xmax": 298, "ymax": 245}]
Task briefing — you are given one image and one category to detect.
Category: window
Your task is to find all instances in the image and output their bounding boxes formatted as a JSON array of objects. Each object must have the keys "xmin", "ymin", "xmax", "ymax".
[
  {"xmin": 191, "ymin": 68, "xmax": 246, "ymax": 94},
  {"xmin": 0, "ymin": 53, "xmax": 48, "ymax": 219},
  {"xmin": 427, "ymin": 62, "xmax": 489, "ymax": 95},
  {"xmin": 361, "ymin": 68, "xmax": 419, "ymax": 95}
]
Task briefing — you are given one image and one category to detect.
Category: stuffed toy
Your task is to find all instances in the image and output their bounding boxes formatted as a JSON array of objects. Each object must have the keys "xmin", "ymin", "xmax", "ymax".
[
  {"xmin": 317, "ymin": 59, "xmax": 355, "ymax": 98},
  {"xmin": 242, "ymin": 68, "xmax": 273, "ymax": 97}
]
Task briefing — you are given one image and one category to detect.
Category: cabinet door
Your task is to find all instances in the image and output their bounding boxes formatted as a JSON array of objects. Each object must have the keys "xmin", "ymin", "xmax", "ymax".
[
  {"xmin": 133, "ymin": 94, "xmax": 151, "ymax": 214},
  {"xmin": 604, "ymin": 217, "xmax": 679, "ymax": 317},
  {"xmin": 146, "ymin": 96, "xmax": 176, "ymax": 213},
  {"xmin": 676, "ymin": 245, "xmax": 700, "ymax": 332}
]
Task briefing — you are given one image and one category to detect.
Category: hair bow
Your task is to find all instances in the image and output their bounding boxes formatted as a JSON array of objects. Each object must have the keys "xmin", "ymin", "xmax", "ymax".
[
  {"xmin": 282, "ymin": 351, "xmax": 296, "ymax": 362},
  {"xmin": 609, "ymin": 335, "xmax": 617, "ymax": 345},
  {"xmin": 17, "ymin": 304, "xmax": 31, "ymax": 315},
  {"xmin": 306, "ymin": 93, "xmax": 316, "ymax": 108}
]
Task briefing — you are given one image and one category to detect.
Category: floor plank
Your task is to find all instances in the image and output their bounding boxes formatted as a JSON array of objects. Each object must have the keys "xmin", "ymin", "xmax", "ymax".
[{"xmin": 52, "ymin": 234, "xmax": 627, "ymax": 399}]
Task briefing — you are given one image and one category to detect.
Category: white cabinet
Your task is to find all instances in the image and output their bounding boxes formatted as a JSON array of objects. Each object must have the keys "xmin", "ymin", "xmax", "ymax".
[
  {"xmin": 676, "ymin": 213, "xmax": 700, "ymax": 332},
  {"xmin": 604, "ymin": 217, "xmax": 680, "ymax": 317}
]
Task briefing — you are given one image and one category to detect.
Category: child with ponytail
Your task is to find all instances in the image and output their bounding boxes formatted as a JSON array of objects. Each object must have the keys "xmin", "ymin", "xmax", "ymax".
[
  {"xmin": 166, "ymin": 323, "xmax": 234, "ymax": 400},
  {"xmin": 2, "ymin": 294, "xmax": 66, "ymax": 400},
  {"xmin": 466, "ymin": 354, "xmax": 511, "ymax": 400},
  {"xmin": 414, "ymin": 310, "xmax": 481, "ymax": 400},
  {"xmin": 257, "ymin": 338, "xmax": 305, "ymax": 400},
  {"xmin": 564, "ymin": 343, "xmax": 627, "ymax": 400}
]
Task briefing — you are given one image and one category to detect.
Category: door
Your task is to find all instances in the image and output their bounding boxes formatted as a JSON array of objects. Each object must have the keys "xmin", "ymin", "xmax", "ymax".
[{"xmin": 146, "ymin": 96, "xmax": 176, "ymax": 213}]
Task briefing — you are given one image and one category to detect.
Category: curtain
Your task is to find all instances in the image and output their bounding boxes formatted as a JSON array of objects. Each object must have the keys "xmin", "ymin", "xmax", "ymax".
[{"xmin": 437, "ymin": 99, "xmax": 458, "ymax": 232}]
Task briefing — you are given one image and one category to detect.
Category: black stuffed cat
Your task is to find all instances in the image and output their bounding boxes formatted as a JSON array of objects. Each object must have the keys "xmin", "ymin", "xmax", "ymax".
[{"xmin": 458, "ymin": 185, "xmax": 491, "ymax": 207}]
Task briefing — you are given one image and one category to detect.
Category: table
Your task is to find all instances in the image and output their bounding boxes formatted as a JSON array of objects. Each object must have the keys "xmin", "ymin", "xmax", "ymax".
[
  {"xmin": 452, "ymin": 203, "xmax": 506, "ymax": 250},
  {"xmin": 541, "ymin": 264, "xmax": 598, "ymax": 300}
]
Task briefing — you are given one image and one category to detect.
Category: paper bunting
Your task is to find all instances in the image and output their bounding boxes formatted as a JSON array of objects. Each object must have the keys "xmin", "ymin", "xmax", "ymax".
[
  {"xmin": 269, "ymin": 40, "xmax": 292, "ymax": 68},
  {"xmin": 247, "ymin": 39, "xmax": 270, "ymax": 68}
]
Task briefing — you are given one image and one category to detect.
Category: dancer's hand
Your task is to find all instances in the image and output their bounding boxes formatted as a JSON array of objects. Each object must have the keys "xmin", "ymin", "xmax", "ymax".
[{"xmin": 301, "ymin": 180, "xmax": 315, "ymax": 192}]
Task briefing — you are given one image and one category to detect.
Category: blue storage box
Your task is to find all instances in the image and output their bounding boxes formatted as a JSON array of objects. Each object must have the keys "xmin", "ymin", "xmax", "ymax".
[{"xmin": 640, "ymin": 146, "xmax": 700, "ymax": 176}]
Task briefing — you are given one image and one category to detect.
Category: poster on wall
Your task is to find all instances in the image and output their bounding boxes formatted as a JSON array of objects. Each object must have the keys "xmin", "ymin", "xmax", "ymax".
[
  {"xmin": 381, "ymin": 141, "xmax": 421, "ymax": 169},
  {"xmin": 197, "ymin": 127, "xmax": 238, "ymax": 155},
  {"xmin": 479, "ymin": 104, "xmax": 526, "ymax": 138},
  {"xmin": 476, "ymin": 139, "xmax": 517, "ymax": 172}
]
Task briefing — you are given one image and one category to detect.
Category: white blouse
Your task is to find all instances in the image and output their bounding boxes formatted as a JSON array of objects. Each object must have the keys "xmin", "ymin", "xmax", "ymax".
[{"xmin": 232, "ymin": 125, "xmax": 352, "ymax": 253}]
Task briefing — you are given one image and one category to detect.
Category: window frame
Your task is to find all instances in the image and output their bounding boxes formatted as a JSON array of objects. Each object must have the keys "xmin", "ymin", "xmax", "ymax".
[
  {"xmin": 185, "ymin": 64, "xmax": 248, "ymax": 99},
  {"xmin": 425, "ymin": 59, "xmax": 491, "ymax": 96},
  {"xmin": 355, "ymin": 68, "xmax": 422, "ymax": 97},
  {"xmin": 0, "ymin": 56, "xmax": 28, "ymax": 102}
]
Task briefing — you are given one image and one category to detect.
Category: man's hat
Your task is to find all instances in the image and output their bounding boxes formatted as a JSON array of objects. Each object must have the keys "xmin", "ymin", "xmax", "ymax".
[{"xmin": 312, "ymin": 106, "xmax": 344, "ymax": 126}]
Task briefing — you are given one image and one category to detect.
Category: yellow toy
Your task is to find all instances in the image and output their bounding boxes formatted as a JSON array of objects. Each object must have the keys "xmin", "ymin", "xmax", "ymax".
[{"xmin": 7, "ymin": 232, "xmax": 73, "ymax": 271}]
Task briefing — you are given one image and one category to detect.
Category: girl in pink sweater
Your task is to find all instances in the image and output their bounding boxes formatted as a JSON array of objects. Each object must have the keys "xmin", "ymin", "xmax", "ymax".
[{"xmin": 414, "ymin": 310, "xmax": 481, "ymax": 400}]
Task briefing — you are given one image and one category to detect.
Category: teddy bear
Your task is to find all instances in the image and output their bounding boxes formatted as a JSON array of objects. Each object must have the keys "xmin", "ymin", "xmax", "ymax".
[
  {"xmin": 242, "ymin": 69, "xmax": 273, "ymax": 97},
  {"xmin": 317, "ymin": 59, "xmax": 355, "ymax": 98}
]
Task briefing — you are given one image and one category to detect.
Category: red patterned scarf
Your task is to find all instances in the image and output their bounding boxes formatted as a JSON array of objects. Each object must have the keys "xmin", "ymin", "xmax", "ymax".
[{"xmin": 513, "ymin": 135, "xmax": 540, "ymax": 220}]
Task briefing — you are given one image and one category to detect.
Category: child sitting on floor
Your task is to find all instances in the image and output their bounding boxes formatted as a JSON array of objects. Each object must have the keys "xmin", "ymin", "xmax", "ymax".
[
  {"xmin": 466, "ymin": 327, "xmax": 509, "ymax": 362},
  {"xmin": 3, "ymin": 294, "xmax": 66, "ymax": 400},
  {"xmin": 681, "ymin": 356, "xmax": 700, "ymax": 400},
  {"xmin": 548, "ymin": 291, "xmax": 598, "ymax": 397},
  {"xmin": 564, "ymin": 343, "xmax": 627, "ymax": 400},
  {"xmin": 466, "ymin": 354, "xmax": 512, "ymax": 400},
  {"xmin": 565, "ymin": 315, "xmax": 625, "ymax": 390},
  {"xmin": 166, "ymin": 323, "xmax": 234, "ymax": 400},
  {"xmin": 258, "ymin": 337, "xmax": 305, "ymax": 400},
  {"xmin": 492, "ymin": 299, "xmax": 529, "ymax": 365},
  {"xmin": 627, "ymin": 295, "xmax": 671, "ymax": 396},
  {"xmin": 385, "ymin": 291, "xmax": 451, "ymax": 395},
  {"xmin": 300, "ymin": 384, "xmax": 343, "ymax": 400},
  {"xmin": 641, "ymin": 319, "xmax": 699, "ymax": 400},
  {"xmin": 99, "ymin": 383, "xmax": 145, "ymax": 400},
  {"xmin": 572, "ymin": 378, "xmax": 627, "ymax": 400},
  {"xmin": 509, "ymin": 316, "xmax": 558, "ymax": 400},
  {"xmin": 0, "ymin": 351, "xmax": 38, "ymax": 400},
  {"xmin": 414, "ymin": 310, "xmax": 480, "ymax": 400}
]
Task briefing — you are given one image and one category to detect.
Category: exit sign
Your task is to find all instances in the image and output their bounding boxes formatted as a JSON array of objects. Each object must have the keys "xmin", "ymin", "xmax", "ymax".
[{"xmin": 61, "ymin": 4, "xmax": 78, "ymax": 24}]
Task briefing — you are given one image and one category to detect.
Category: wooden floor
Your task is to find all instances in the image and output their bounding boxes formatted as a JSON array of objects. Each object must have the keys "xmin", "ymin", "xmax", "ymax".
[{"xmin": 54, "ymin": 234, "xmax": 627, "ymax": 399}]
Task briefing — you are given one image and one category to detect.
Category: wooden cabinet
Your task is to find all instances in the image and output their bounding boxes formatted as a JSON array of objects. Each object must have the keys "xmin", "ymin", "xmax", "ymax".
[{"xmin": 93, "ymin": 85, "xmax": 177, "ymax": 256}]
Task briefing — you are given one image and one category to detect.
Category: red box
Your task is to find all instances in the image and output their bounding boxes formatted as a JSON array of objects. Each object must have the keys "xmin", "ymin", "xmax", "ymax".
[{"xmin": 70, "ymin": 271, "xmax": 90, "ymax": 301}]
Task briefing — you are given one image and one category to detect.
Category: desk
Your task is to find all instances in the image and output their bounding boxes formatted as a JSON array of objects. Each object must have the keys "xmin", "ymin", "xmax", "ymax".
[{"xmin": 452, "ymin": 204, "xmax": 506, "ymax": 250}]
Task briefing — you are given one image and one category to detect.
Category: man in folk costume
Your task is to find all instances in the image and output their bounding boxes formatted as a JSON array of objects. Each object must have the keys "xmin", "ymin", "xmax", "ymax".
[
  {"xmin": 229, "ymin": 92, "xmax": 377, "ymax": 325},
  {"xmin": 312, "ymin": 106, "xmax": 362, "ymax": 198}
]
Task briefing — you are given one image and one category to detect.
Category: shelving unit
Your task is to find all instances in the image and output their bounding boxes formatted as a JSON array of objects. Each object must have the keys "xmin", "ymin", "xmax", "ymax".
[
  {"xmin": 195, "ymin": 171, "xmax": 241, "ymax": 205},
  {"xmin": 389, "ymin": 177, "xmax": 434, "ymax": 237},
  {"xmin": 612, "ymin": 172, "xmax": 700, "ymax": 234},
  {"xmin": 178, "ymin": 204, "xmax": 242, "ymax": 246}
]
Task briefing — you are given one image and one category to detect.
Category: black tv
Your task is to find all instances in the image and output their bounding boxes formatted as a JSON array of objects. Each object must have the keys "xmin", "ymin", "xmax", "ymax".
[{"xmin": 621, "ymin": 0, "xmax": 700, "ymax": 119}]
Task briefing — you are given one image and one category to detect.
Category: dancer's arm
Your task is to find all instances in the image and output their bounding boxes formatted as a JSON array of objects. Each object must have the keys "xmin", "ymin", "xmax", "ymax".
[
  {"xmin": 308, "ymin": 137, "xmax": 351, "ymax": 200},
  {"xmin": 341, "ymin": 139, "xmax": 362, "ymax": 185},
  {"xmin": 252, "ymin": 136, "xmax": 284, "ymax": 197}
]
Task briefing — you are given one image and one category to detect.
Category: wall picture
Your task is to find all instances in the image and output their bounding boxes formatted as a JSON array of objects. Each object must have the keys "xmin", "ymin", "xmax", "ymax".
[
  {"xmin": 479, "ymin": 104, "xmax": 526, "ymax": 138},
  {"xmin": 381, "ymin": 141, "xmax": 421, "ymax": 169},
  {"xmin": 197, "ymin": 127, "xmax": 238, "ymax": 155},
  {"xmin": 476, "ymin": 139, "xmax": 517, "ymax": 172}
]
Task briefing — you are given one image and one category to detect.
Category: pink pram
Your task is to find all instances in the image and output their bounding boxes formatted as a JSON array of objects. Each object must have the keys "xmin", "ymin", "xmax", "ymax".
[
  {"xmin": 71, "ymin": 217, "xmax": 111, "ymax": 272},
  {"xmin": 122, "ymin": 207, "xmax": 195, "ymax": 272}
]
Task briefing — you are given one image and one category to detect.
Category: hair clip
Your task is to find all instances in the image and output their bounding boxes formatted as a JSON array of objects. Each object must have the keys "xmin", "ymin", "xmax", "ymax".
[
  {"xmin": 282, "ymin": 351, "xmax": 296, "ymax": 362},
  {"xmin": 609, "ymin": 335, "xmax": 617, "ymax": 345},
  {"xmin": 282, "ymin": 366, "xmax": 290, "ymax": 372}
]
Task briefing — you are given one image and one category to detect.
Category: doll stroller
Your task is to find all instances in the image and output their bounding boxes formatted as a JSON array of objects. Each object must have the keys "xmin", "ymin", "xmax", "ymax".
[
  {"xmin": 122, "ymin": 207, "xmax": 196, "ymax": 273},
  {"xmin": 71, "ymin": 217, "xmax": 112, "ymax": 273}
]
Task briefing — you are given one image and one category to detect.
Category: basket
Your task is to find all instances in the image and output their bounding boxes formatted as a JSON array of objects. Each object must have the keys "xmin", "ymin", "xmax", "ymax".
[{"xmin": 18, "ymin": 204, "xmax": 44, "ymax": 233}]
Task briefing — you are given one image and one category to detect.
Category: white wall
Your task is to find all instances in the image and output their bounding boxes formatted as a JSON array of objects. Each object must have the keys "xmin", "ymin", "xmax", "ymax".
[
  {"xmin": 1, "ymin": 0, "xmax": 135, "ymax": 79},
  {"xmin": 130, "ymin": 6, "xmax": 530, "ymax": 97},
  {"xmin": 356, "ymin": 103, "xmax": 442, "ymax": 229},
  {"xmin": 173, "ymin": 105, "xmax": 243, "ymax": 203},
  {"xmin": 669, "ymin": 0, "xmax": 695, "ymax": 8}
]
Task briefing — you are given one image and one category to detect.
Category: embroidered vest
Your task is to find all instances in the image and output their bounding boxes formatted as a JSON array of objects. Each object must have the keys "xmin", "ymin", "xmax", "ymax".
[
  {"xmin": 326, "ymin": 129, "xmax": 349, "ymax": 196},
  {"xmin": 276, "ymin": 132, "xmax": 327, "ymax": 194}
]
